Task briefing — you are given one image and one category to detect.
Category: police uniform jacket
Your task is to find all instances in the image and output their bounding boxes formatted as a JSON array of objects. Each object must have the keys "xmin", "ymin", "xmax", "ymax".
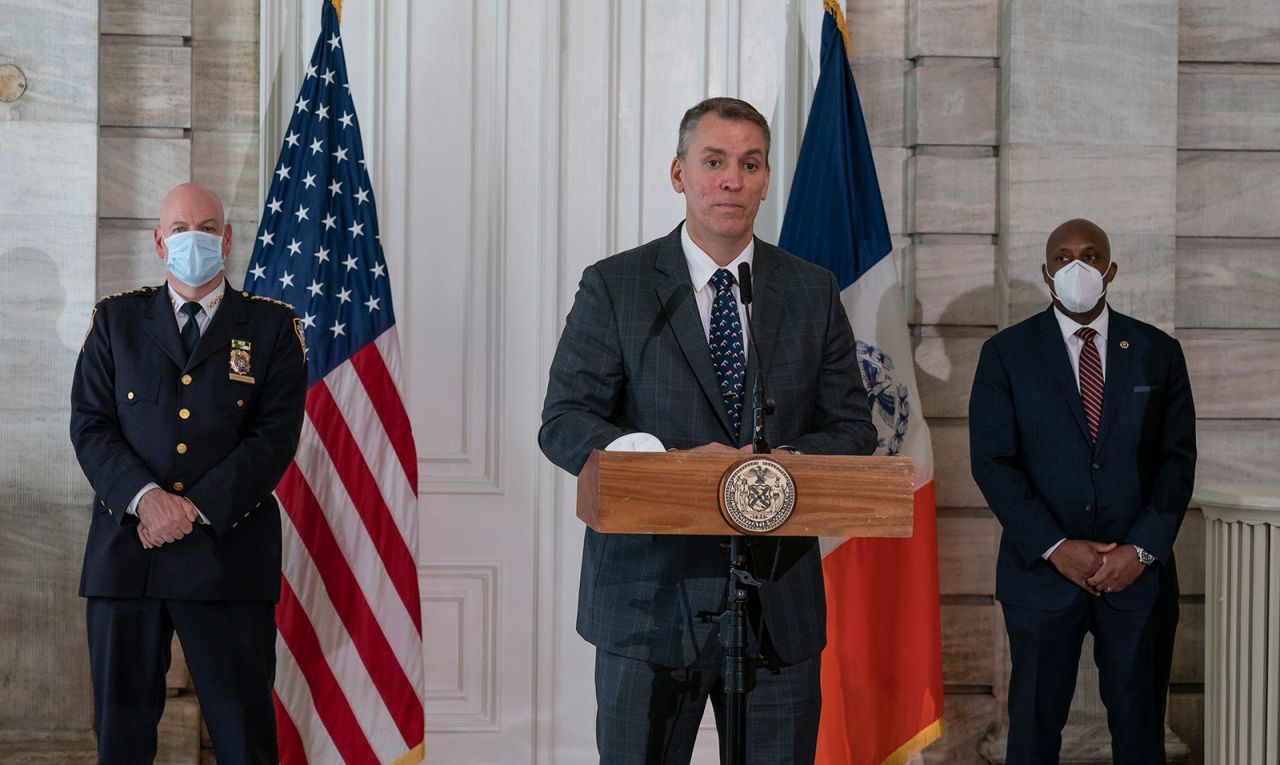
[{"xmin": 70, "ymin": 283, "xmax": 307, "ymax": 601}]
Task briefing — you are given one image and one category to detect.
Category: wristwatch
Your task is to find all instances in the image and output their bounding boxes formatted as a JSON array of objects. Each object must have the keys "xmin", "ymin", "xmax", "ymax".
[{"xmin": 1132, "ymin": 545, "xmax": 1155, "ymax": 566}]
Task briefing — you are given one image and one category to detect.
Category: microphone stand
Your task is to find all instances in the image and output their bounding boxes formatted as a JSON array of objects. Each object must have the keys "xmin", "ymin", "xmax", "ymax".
[{"xmin": 720, "ymin": 262, "xmax": 772, "ymax": 765}]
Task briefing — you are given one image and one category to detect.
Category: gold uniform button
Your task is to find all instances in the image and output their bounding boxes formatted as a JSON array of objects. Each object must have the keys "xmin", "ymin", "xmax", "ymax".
[
  {"xmin": 244, "ymin": 511, "xmax": 251, "ymax": 518},
  {"xmin": 172, "ymin": 481, "xmax": 184, "ymax": 491},
  {"xmin": 127, "ymin": 391, "xmax": 134, "ymax": 400},
  {"xmin": 232, "ymin": 521, "xmax": 239, "ymax": 529},
  {"xmin": 236, "ymin": 400, "xmax": 244, "ymax": 408},
  {"xmin": 178, "ymin": 408, "xmax": 191, "ymax": 419},
  {"xmin": 181, "ymin": 374, "xmax": 192, "ymax": 385},
  {"xmin": 107, "ymin": 508, "xmax": 113, "ymax": 516},
  {"xmin": 176, "ymin": 443, "xmax": 188, "ymax": 454}
]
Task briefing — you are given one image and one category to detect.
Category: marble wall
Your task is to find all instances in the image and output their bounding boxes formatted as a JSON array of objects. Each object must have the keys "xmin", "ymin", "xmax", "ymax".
[
  {"xmin": 871, "ymin": 0, "xmax": 1279, "ymax": 762},
  {"xmin": 98, "ymin": 0, "xmax": 260, "ymax": 298},
  {"xmin": 1171, "ymin": 2, "xmax": 1280, "ymax": 759},
  {"xmin": 0, "ymin": 0, "xmax": 99, "ymax": 748},
  {"xmin": 0, "ymin": 0, "xmax": 258, "ymax": 760}
]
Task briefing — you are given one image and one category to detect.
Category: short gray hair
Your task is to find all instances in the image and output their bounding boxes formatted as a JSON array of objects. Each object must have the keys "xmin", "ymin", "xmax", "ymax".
[{"xmin": 676, "ymin": 98, "xmax": 771, "ymax": 167}]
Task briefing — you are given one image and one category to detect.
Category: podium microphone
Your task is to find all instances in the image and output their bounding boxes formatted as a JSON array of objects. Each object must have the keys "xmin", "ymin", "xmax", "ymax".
[{"xmin": 737, "ymin": 262, "xmax": 772, "ymax": 454}]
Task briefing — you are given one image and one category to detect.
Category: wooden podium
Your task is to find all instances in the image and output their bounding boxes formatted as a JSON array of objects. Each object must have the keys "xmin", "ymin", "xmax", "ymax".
[
  {"xmin": 577, "ymin": 449, "xmax": 916, "ymax": 538},
  {"xmin": 575, "ymin": 448, "xmax": 915, "ymax": 765}
]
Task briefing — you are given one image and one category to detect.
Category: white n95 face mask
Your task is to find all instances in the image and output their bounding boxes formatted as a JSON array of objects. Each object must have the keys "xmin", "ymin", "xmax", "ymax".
[{"xmin": 1048, "ymin": 260, "xmax": 1107, "ymax": 314}]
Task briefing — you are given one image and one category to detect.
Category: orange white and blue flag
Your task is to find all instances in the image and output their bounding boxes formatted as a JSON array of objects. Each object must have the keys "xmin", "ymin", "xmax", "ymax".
[{"xmin": 779, "ymin": 2, "xmax": 944, "ymax": 763}]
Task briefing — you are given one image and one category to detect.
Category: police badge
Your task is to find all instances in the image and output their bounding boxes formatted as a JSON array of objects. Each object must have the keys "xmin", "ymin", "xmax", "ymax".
[
  {"xmin": 719, "ymin": 457, "xmax": 797, "ymax": 534},
  {"xmin": 229, "ymin": 339, "xmax": 255, "ymax": 383}
]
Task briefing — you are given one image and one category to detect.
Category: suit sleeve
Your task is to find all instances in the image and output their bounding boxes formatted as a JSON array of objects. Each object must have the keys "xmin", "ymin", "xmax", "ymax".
[
  {"xmin": 1125, "ymin": 339, "xmax": 1197, "ymax": 561},
  {"xmin": 783, "ymin": 272, "xmax": 877, "ymax": 456},
  {"xmin": 185, "ymin": 311, "xmax": 307, "ymax": 536},
  {"xmin": 70, "ymin": 303, "xmax": 158, "ymax": 524},
  {"xmin": 539, "ymin": 265, "xmax": 640, "ymax": 476},
  {"xmin": 969, "ymin": 338, "xmax": 1068, "ymax": 566}
]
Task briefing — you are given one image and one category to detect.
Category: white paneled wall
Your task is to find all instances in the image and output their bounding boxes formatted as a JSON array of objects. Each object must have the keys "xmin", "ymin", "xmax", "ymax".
[{"xmin": 263, "ymin": 2, "xmax": 828, "ymax": 762}]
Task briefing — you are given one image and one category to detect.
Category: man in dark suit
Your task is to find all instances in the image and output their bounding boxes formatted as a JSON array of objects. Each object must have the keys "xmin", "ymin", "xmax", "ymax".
[
  {"xmin": 70, "ymin": 183, "xmax": 307, "ymax": 764},
  {"xmin": 540, "ymin": 98, "xmax": 876, "ymax": 763},
  {"xmin": 969, "ymin": 218, "xmax": 1196, "ymax": 764}
]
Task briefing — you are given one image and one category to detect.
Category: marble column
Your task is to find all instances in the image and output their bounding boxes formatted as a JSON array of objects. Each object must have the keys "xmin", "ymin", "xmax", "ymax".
[
  {"xmin": 981, "ymin": 0, "xmax": 1185, "ymax": 760},
  {"xmin": 1196, "ymin": 484, "xmax": 1280, "ymax": 765},
  {"xmin": 997, "ymin": 0, "xmax": 1178, "ymax": 331}
]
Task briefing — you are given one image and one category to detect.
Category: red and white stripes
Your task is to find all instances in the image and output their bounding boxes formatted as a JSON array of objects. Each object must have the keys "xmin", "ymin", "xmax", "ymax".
[{"xmin": 274, "ymin": 327, "xmax": 425, "ymax": 764}]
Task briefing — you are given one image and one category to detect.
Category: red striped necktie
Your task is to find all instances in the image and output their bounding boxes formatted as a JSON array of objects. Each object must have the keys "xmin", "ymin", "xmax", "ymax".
[{"xmin": 1076, "ymin": 326, "xmax": 1104, "ymax": 442}]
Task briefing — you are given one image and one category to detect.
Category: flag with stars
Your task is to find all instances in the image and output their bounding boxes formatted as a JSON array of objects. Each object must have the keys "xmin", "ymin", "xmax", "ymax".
[{"xmin": 245, "ymin": 2, "xmax": 425, "ymax": 763}]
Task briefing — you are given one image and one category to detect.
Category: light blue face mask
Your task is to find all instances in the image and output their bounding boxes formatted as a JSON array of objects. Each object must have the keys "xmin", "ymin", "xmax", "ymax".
[{"xmin": 164, "ymin": 230, "xmax": 226, "ymax": 287}]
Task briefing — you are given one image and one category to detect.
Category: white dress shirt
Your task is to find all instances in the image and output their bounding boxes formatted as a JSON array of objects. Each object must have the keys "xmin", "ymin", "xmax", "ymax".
[
  {"xmin": 1043, "ymin": 304, "xmax": 1110, "ymax": 559},
  {"xmin": 126, "ymin": 279, "xmax": 227, "ymax": 522},
  {"xmin": 605, "ymin": 227, "xmax": 755, "ymax": 453}
]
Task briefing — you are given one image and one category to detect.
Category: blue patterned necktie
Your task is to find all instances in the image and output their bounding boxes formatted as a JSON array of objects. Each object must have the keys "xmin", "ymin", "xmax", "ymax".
[{"xmin": 708, "ymin": 268, "xmax": 746, "ymax": 439}]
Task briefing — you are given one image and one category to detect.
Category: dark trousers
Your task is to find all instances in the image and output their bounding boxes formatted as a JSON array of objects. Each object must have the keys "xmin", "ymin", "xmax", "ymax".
[
  {"xmin": 594, "ymin": 638, "xmax": 821, "ymax": 765},
  {"xmin": 1002, "ymin": 585, "xmax": 1178, "ymax": 765},
  {"xmin": 86, "ymin": 597, "xmax": 278, "ymax": 765}
]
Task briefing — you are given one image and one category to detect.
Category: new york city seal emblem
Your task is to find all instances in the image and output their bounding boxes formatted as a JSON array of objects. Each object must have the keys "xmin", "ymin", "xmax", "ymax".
[{"xmin": 719, "ymin": 458, "xmax": 797, "ymax": 534}]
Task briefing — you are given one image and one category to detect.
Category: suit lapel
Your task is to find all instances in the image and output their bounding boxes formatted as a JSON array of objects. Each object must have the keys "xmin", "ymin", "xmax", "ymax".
[
  {"xmin": 186, "ymin": 285, "xmax": 249, "ymax": 372},
  {"xmin": 1093, "ymin": 311, "xmax": 1133, "ymax": 451},
  {"xmin": 1034, "ymin": 307, "xmax": 1092, "ymax": 445},
  {"xmin": 143, "ymin": 285, "xmax": 189, "ymax": 370},
  {"xmin": 654, "ymin": 226, "xmax": 735, "ymax": 439}
]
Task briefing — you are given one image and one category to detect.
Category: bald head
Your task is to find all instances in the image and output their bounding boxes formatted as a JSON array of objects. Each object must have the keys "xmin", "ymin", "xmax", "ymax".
[
  {"xmin": 159, "ymin": 182, "xmax": 226, "ymax": 235},
  {"xmin": 153, "ymin": 182, "xmax": 233, "ymax": 295},
  {"xmin": 1041, "ymin": 217, "xmax": 1117, "ymax": 320},
  {"xmin": 1046, "ymin": 218, "xmax": 1109, "ymax": 263}
]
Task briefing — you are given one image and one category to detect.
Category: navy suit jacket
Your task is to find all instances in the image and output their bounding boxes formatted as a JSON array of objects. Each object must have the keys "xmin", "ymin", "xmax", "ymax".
[
  {"xmin": 969, "ymin": 306, "xmax": 1196, "ymax": 611},
  {"xmin": 540, "ymin": 224, "xmax": 877, "ymax": 667},
  {"xmin": 70, "ymin": 284, "xmax": 307, "ymax": 601}
]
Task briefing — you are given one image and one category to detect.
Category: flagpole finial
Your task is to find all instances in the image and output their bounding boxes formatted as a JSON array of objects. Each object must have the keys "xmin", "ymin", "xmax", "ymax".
[
  {"xmin": 822, "ymin": 0, "xmax": 853, "ymax": 62},
  {"xmin": 331, "ymin": 0, "xmax": 342, "ymax": 23}
]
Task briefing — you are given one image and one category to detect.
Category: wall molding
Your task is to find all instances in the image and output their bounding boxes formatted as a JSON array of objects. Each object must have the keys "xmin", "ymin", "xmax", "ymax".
[
  {"xmin": 414, "ymin": 0, "xmax": 507, "ymax": 495},
  {"xmin": 421, "ymin": 563, "xmax": 500, "ymax": 732}
]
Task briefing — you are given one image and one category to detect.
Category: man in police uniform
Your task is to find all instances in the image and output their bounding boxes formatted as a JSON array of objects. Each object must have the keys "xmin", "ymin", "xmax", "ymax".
[{"xmin": 70, "ymin": 183, "xmax": 307, "ymax": 764}]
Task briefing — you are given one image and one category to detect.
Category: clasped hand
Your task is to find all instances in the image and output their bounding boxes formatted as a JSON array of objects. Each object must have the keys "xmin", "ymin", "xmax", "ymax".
[
  {"xmin": 136, "ymin": 489, "xmax": 198, "ymax": 549},
  {"xmin": 1048, "ymin": 540, "xmax": 1145, "ymax": 596}
]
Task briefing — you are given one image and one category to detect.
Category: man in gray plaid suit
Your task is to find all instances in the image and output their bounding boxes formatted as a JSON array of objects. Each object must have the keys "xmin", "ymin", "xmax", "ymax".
[{"xmin": 540, "ymin": 98, "xmax": 876, "ymax": 764}]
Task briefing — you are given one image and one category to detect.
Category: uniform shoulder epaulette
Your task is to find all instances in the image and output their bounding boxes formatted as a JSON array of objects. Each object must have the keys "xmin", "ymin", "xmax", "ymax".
[
  {"xmin": 84, "ymin": 287, "xmax": 157, "ymax": 350},
  {"xmin": 95, "ymin": 285, "xmax": 158, "ymax": 306},
  {"xmin": 241, "ymin": 291, "xmax": 295, "ymax": 312}
]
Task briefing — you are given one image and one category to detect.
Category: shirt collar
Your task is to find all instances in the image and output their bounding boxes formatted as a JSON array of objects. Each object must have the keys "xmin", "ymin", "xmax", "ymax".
[
  {"xmin": 168, "ymin": 278, "xmax": 227, "ymax": 317},
  {"xmin": 680, "ymin": 224, "xmax": 754, "ymax": 291},
  {"xmin": 1053, "ymin": 302, "xmax": 1109, "ymax": 343}
]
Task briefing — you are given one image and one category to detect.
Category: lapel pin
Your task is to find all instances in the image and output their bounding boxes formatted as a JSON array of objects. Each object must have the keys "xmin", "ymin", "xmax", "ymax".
[{"xmin": 1119, "ymin": 340, "xmax": 1130, "ymax": 349}]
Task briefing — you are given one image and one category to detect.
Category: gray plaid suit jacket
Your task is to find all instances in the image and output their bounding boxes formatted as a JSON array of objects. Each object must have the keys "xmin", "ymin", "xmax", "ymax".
[{"xmin": 540, "ymin": 223, "xmax": 877, "ymax": 668}]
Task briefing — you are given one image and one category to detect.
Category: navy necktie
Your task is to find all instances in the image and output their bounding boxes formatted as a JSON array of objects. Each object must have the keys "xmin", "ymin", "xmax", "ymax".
[
  {"xmin": 1076, "ymin": 326, "xmax": 1103, "ymax": 442},
  {"xmin": 708, "ymin": 269, "xmax": 745, "ymax": 439},
  {"xmin": 180, "ymin": 301, "xmax": 202, "ymax": 358}
]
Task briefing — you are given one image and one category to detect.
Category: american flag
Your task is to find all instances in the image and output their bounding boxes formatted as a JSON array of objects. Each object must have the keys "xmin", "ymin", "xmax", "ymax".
[{"xmin": 245, "ymin": 2, "xmax": 425, "ymax": 763}]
